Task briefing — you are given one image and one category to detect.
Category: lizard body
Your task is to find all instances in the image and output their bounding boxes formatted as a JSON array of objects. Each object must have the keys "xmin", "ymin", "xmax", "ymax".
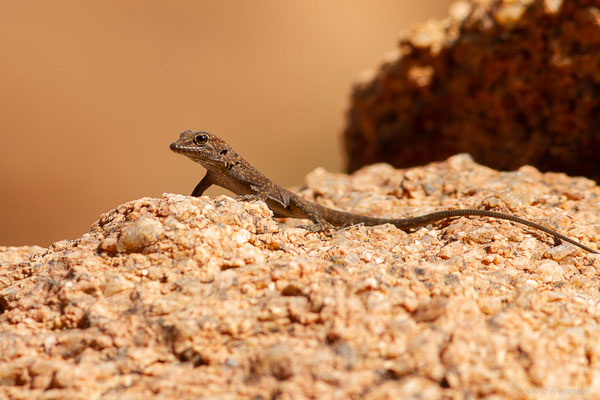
[{"xmin": 170, "ymin": 130, "xmax": 598, "ymax": 254}]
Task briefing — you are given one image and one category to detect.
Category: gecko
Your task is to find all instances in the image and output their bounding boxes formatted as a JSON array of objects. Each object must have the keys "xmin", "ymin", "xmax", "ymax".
[{"xmin": 170, "ymin": 130, "xmax": 597, "ymax": 254}]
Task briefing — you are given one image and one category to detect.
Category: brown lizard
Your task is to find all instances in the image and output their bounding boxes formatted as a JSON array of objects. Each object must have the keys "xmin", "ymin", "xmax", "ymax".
[{"xmin": 170, "ymin": 130, "xmax": 598, "ymax": 254}]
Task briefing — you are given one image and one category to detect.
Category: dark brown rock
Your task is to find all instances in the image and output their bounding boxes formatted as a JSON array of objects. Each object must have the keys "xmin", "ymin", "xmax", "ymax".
[{"xmin": 344, "ymin": 0, "xmax": 600, "ymax": 182}]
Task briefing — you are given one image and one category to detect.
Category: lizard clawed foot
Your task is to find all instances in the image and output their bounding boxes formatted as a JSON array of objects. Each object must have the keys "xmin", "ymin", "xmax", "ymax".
[
  {"xmin": 341, "ymin": 222, "xmax": 362, "ymax": 229},
  {"xmin": 236, "ymin": 194, "xmax": 263, "ymax": 202},
  {"xmin": 298, "ymin": 222, "xmax": 335, "ymax": 233}
]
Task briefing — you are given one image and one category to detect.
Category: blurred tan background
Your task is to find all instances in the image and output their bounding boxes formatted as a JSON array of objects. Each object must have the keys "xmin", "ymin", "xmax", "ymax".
[{"xmin": 1, "ymin": 1, "xmax": 453, "ymax": 247}]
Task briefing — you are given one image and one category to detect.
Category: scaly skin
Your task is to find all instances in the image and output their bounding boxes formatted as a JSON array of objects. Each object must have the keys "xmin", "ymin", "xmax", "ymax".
[{"xmin": 170, "ymin": 130, "xmax": 598, "ymax": 254}]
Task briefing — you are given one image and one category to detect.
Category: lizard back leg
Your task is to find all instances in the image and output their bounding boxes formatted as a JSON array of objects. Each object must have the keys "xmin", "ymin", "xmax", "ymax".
[{"xmin": 292, "ymin": 200, "xmax": 334, "ymax": 231}]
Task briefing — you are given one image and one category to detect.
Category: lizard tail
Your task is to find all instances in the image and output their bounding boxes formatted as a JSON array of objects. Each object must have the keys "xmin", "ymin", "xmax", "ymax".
[{"xmin": 387, "ymin": 209, "xmax": 597, "ymax": 254}]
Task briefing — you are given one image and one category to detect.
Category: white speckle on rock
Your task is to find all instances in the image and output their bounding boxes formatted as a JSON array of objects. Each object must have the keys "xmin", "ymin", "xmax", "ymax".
[
  {"xmin": 232, "ymin": 229, "xmax": 251, "ymax": 245},
  {"xmin": 544, "ymin": 0, "xmax": 562, "ymax": 14},
  {"xmin": 495, "ymin": 3, "xmax": 527, "ymax": 25},
  {"xmin": 101, "ymin": 274, "xmax": 134, "ymax": 297},
  {"xmin": 534, "ymin": 259, "xmax": 566, "ymax": 283}
]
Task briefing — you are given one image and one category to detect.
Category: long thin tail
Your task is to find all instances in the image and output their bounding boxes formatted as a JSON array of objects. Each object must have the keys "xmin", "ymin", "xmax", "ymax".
[{"xmin": 389, "ymin": 209, "xmax": 597, "ymax": 254}]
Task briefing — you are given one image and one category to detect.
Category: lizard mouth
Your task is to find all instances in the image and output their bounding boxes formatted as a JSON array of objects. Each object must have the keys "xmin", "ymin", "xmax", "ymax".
[
  {"xmin": 170, "ymin": 141, "xmax": 221, "ymax": 169},
  {"xmin": 169, "ymin": 142, "xmax": 191, "ymax": 153}
]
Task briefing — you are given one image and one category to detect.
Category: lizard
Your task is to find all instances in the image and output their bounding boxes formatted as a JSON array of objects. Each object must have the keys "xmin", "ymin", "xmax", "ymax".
[{"xmin": 170, "ymin": 130, "xmax": 598, "ymax": 254}]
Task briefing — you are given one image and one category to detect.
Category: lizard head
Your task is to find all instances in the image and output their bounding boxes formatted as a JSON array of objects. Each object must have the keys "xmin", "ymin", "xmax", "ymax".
[{"xmin": 170, "ymin": 130, "xmax": 236, "ymax": 170}]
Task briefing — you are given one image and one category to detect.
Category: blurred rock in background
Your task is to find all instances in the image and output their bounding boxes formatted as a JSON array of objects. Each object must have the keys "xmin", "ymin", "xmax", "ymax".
[{"xmin": 344, "ymin": 0, "xmax": 600, "ymax": 182}]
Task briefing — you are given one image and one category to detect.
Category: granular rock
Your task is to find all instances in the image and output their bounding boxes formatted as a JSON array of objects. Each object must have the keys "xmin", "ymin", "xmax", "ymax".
[{"xmin": 1, "ymin": 155, "xmax": 599, "ymax": 398}]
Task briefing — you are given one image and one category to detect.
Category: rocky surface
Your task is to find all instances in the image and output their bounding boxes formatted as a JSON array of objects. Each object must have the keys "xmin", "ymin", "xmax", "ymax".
[
  {"xmin": 344, "ymin": 0, "xmax": 600, "ymax": 182},
  {"xmin": 1, "ymin": 155, "xmax": 599, "ymax": 399}
]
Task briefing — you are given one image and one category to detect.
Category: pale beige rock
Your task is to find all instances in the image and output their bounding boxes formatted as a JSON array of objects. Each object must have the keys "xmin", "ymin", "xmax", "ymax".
[
  {"xmin": 116, "ymin": 215, "xmax": 164, "ymax": 253},
  {"xmin": 0, "ymin": 156, "xmax": 599, "ymax": 399}
]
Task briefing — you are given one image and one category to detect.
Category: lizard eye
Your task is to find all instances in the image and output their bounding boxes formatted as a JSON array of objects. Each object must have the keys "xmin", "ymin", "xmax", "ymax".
[{"xmin": 193, "ymin": 134, "xmax": 209, "ymax": 146}]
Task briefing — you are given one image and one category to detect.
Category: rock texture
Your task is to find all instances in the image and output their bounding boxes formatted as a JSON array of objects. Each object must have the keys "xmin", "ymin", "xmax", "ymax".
[
  {"xmin": 1, "ymin": 155, "xmax": 599, "ymax": 399},
  {"xmin": 344, "ymin": 0, "xmax": 600, "ymax": 182}
]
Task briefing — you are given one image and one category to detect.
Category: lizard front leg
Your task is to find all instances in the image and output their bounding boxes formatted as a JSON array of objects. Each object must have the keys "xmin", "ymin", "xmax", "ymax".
[{"xmin": 191, "ymin": 172, "xmax": 215, "ymax": 197}]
